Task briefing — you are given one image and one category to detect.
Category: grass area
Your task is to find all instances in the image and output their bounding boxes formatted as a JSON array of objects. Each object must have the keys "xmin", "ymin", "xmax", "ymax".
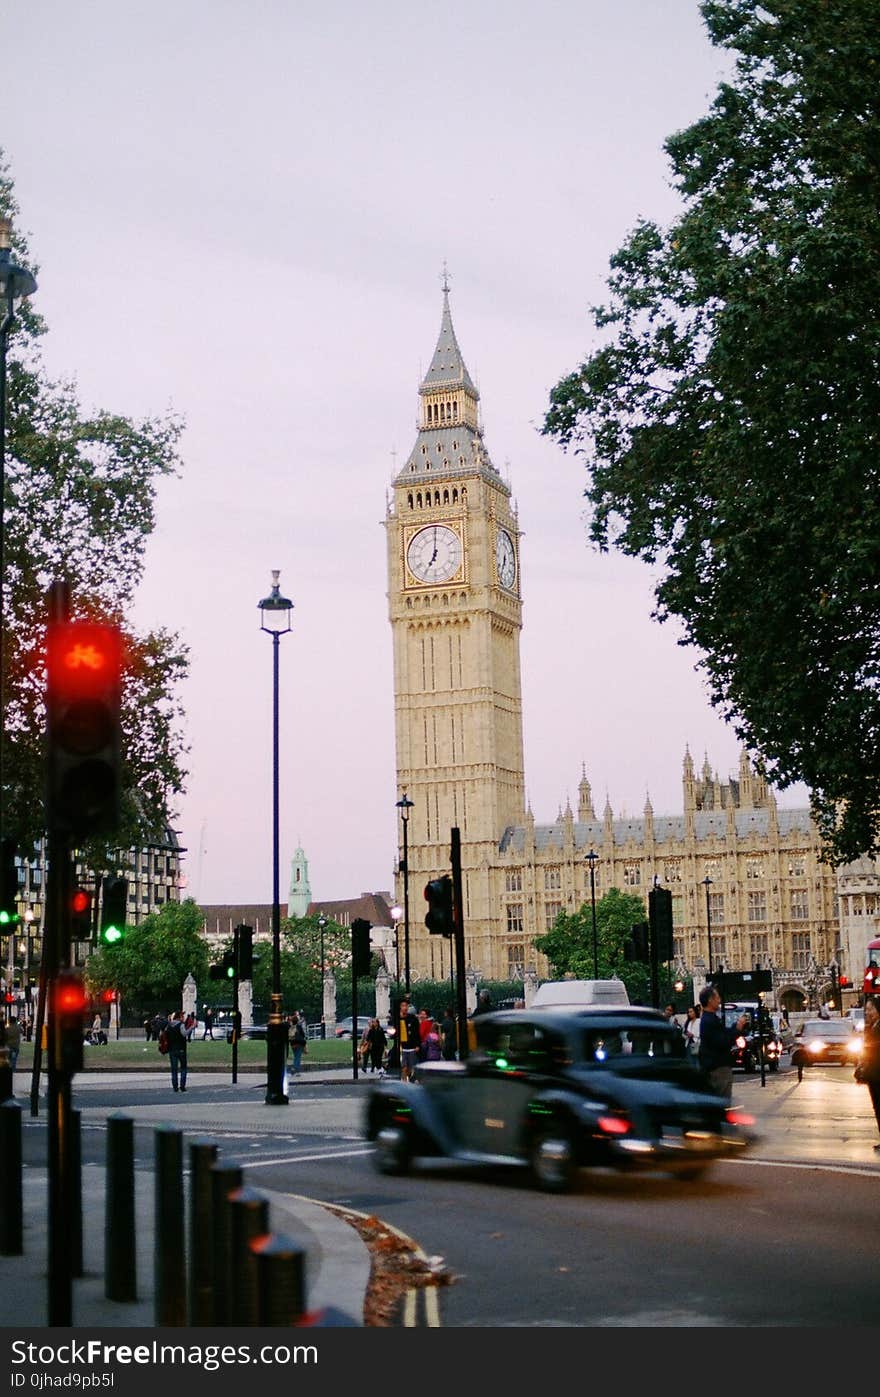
[{"xmin": 12, "ymin": 1035, "xmax": 358, "ymax": 1071}]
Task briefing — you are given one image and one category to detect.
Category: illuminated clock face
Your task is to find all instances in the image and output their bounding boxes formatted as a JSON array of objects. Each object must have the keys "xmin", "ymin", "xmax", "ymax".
[
  {"xmin": 407, "ymin": 525, "xmax": 463, "ymax": 584},
  {"xmin": 496, "ymin": 529, "xmax": 516, "ymax": 589}
]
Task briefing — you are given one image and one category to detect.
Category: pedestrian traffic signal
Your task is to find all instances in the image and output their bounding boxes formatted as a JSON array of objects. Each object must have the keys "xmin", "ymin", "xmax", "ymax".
[
  {"xmin": 0, "ymin": 836, "xmax": 20, "ymax": 926},
  {"xmin": 649, "ymin": 887, "xmax": 674, "ymax": 962},
  {"xmin": 53, "ymin": 969, "xmax": 86, "ymax": 1075},
  {"xmin": 235, "ymin": 924, "xmax": 254, "ymax": 979},
  {"xmin": 424, "ymin": 875, "xmax": 454, "ymax": 937},
  {"xmin": 351, "ymin": 918, "xmax": 372, "ymax": 977},
  {"xmin": 101, "ymin": 988, "xmax": 116, "ymax": 1004},
  {"xmin": 99, "ymin": 877, "xmax": 128, "ymax": 944},
  {"xmin": 71, "ymin": 887, "xmax": 93, "ymax": 940},
  {"xmin": 4, "ymin": 991, "xmax": 14, "ymax": 1005},
  {"xmin": 46, "ymin": 619, "xmax": 123, "ymax": 838}
]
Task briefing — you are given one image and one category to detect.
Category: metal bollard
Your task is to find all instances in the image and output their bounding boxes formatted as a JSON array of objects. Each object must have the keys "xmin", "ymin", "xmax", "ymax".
[
  {"xmin": 0, "ymin": 1098, "xmax": 23, "ymax": 1254},
  {"xmin": 251, "ymin": 1232, "xmax": 307, "ymax": 1325},
  {"xmin": 71, "ymin": 1109, "xmax": 83, "ymax": 1278},
  {"xmin": 227, "ymin": 1187, "xmax": 270, "ymax": 1326},
  {"xmin": 0, "ymin": 1046, "xmax": 12, "ymax": 1104},
  {"xmin": 155, "ymin": 1126, "xmax": 186, "ymax": 1326},
  {"xmin": 209, "ymin": 1161, "xmax": 243, "ymax": 1325},
  {"xmin": 105, "ymin": 1114, "xmax": 137, "ymax": 1301},
  {"xmin": 187, "ymin": 1140, "xmax": 218, "ymax": 1325}
]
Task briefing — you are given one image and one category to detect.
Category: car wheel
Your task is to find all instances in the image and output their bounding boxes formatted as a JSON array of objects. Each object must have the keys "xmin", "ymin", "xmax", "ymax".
[
  {"xmin": 529, "ymin": 1126, "xmax": 576, "ymax": 1194},
  {"xmin": 374, "ymin": 1121, "xmax": 412, "ymax": 1176}
]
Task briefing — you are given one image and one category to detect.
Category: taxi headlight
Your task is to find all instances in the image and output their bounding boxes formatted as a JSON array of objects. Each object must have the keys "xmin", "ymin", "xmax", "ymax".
[
  {"xmin": 807, "ymin": 1040, "xmax": 825, "ymax": 1053},
  {"xmin": 847, "ymin": 1039, "xmax": 862, "ymax": 1056}
]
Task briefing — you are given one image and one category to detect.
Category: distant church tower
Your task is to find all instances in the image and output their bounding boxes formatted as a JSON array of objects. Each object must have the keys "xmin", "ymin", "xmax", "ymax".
[
  {"xmin": 287, "ymin": 846, "xmax": 312, "ymax": 918},
  {"xmin": 385, "ymin": 280, "xmax": 525, "ymax": 977}
]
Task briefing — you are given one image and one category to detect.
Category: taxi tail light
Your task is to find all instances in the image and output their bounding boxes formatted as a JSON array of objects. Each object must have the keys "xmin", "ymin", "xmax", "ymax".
[
  {"xmin": 725, "ymin": 1109, "xmax": 755, "ymax": 1127},
  {"xmin": 597, "ymin": 1114, "xmax": 632, "ymax": 1136}
]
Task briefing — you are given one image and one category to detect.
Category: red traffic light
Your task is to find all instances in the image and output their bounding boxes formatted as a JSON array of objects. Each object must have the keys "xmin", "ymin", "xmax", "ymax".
[
  {"xmin": 47, "ymin": 623, "xmax": 122, "ymax": 699},
  {"xmin": 4, "ymin": 991, "xmax": 14, "ymax": 1004},
  {"xmin": 101, "ymin": 988, "xmax": 116, "ymax": 1004},
  {"xmin": 54, "ymin": 975, "xmax": 87, "ymax": 1015},
  {"xmin": 839, "ymin": 975, "xmax": 849, "ymax": 988},
  {"xmin": 72, "ymin": 889, "xmax": 90, "ymax": 914}
]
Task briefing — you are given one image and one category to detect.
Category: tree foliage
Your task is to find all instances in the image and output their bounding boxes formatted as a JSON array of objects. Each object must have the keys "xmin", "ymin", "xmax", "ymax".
[
  {"xmin": 543, "ymin": 1, "xmax": 880, "ymax": 863},
  {"xmin": 85, "ymin": 898, "xmax": 209, "ymax": 1003},
  {"xmin": 1, "ymin": 152, "xmax": 188, "ymax": 851},
  {"xmin": 534, "ymin": 887, "xmax": 647, "ymax": 979}
]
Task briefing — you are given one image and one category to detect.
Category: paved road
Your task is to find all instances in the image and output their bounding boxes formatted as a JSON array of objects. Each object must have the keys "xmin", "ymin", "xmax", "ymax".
[{"xmin": 8, "ymin": 1061, "xmax": 880, "ymax": 1328}]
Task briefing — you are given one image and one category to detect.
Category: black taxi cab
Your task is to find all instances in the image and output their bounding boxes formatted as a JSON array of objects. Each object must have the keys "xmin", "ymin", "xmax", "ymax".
[{"xmin": 364, "ymin": 1008, "xmax": 756, "ymax": 1192}]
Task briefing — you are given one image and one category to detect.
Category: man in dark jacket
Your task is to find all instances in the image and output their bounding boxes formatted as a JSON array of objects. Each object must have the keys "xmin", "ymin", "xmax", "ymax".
[
  {"xmin": 698, "ymin": 985, "xmax": 747, "ymax": 1101},
  {"xmin": 855, "ymin": 995, "xmax": 880, "ymax": 1150}
]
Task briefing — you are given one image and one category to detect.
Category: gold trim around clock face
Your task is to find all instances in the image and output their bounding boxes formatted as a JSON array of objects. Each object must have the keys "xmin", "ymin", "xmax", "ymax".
[
  {"xmin": 406, "ymin": 524, "xmax": 463, "ymax": 584},
  {"xmin": 495, "ymin": 528, "xmax": 516, "ymax": 590}
]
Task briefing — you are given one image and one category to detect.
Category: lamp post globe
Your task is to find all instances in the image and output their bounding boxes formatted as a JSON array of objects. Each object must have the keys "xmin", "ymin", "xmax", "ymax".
[
  {"xmin": 389, "ymin": 905, "xmax": 403, "ymax": 987},
  {"xmin": 259, "ymin": 569, "xmax": 293, "ymax": 1106}
]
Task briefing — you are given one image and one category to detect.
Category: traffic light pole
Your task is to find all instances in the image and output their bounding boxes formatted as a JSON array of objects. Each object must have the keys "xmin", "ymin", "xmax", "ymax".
[
  {"xmin": 46, "ymin": 831, "xmax": 76, "ymax": 1325},
  {"xmin": 450, "ymin": 828, "xmax": 469, "ymax": 1062},
  {"xmin": 231, "ymin": 925, "xmax": 240, "ymax": 1086}
]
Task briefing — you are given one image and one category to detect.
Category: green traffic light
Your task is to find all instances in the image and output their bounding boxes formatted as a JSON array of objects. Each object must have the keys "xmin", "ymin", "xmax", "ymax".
[
  {"xmin": 226, "ymin": 965, "xmax": 235, "ymax": 978},
  {"xmin": 103, "ymin": 925, "xmax": 123, "ymax": 944}
]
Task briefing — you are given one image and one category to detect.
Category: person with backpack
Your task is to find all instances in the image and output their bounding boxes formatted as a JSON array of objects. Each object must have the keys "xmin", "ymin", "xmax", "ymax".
[
  {"xmin": 289, "ymin": 1011, "xmax": 307, "ymax": 1075},
  {"xmin": 164, "ymin": 1010, "xmax": 189, "ymax": 1092}
]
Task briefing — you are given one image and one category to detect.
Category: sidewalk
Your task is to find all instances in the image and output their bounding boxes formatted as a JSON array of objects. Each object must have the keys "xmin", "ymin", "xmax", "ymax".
[{"xmin": 3, "ymin": 1068, "xmax": 372, "ymax": 1329}]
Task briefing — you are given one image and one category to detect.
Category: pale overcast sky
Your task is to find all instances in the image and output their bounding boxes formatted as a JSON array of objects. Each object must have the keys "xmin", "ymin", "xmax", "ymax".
[{"xmin": 3, "ymin": 1, "xmax": 808, "ymax": 906}]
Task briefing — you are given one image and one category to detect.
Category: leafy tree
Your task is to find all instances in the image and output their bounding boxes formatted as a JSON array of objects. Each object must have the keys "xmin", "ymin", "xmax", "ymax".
[
  {"xmin": 543, "ymin": 1, "xmax": 880, "ymax": 864},
  {"xmin": 85, "ymin": 898, "xmax": 209, "ymax": 1003},
  {"xmin": 0, "ymin": 151, "xmax": 188, "ymax": 851},
  {"xmin": 535, "ymin": 888, "xmax": 647, "ymax": 979}
]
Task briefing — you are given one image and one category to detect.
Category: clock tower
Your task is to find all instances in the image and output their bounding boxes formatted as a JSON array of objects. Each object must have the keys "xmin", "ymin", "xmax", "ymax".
[{"xmin": 386, "ymin": 283, "xmax": 525, "ymax": 978}]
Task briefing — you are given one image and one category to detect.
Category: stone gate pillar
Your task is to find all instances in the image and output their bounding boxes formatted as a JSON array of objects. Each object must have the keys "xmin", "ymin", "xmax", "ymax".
[
  {"xmin": 375, "ymin": 967, "xmax": 391, "ymax": 1024},
  {"xmin": 182, "ymin": 973, "xmax": 197, "ymax": 1018},
  {"xmin": 323, "ymin": 972, "xmax": 336, "ymax": 1039}
]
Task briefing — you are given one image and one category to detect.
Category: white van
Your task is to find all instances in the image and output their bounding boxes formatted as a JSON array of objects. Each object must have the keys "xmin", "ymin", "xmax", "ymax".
[{"xmin": 529, "ymin": 979, "xmax": 631, "ymax": 1012}]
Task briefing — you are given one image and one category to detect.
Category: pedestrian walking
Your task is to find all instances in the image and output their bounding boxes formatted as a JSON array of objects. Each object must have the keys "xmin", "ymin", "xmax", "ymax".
[
  {"xmin": 854, "ymin": 995, "xmax": 880, "ymax": 1150},
  {"xmin": 289, "ymin": 1011, "xmax": 307, "ymax": 1075},
  {"xmin": 423, "ymin": 1017, "xmax": 442, "ymax": 1062},
  {"xmin": 165, "ymin": 1010, "xmax": 189, "ymax": 1092},
  {"xmin": 697, "ymin": 984, "xmax": 747, "ymax": 1101},
  {"xmin": 365, "ymin": 1017, "xmax": 387, "ymax": 1073},
  {"xmin": 471, "ymin": 989, "xmax": 493, "ymax": 1017},
  {"xmin": 440, "ymin": 1005, "xmax": 457, "ymax": 1061},
  {"xmin": 397, "ymin": 996, "xmax": 421, "ymax": 1082},
  {"xmin": 202, "ymin": 1006, "xmax": 214, "ymax": 1039},
  {"xmin": 5, "ymin": 1017, "xmax": 21, "ymax": 1072},
  {"xmin": 683, "ymin": 1004, "xmax": 702, "ymax": 1060}
]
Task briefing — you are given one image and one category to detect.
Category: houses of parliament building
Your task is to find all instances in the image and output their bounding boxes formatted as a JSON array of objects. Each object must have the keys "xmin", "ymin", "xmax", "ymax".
[{"xmin": 385, "ymin": 285, "xmax": 867, "ymax": 1010}]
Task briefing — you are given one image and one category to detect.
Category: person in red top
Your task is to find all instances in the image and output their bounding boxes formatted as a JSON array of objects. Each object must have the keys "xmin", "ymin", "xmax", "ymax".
[{"xmin": 418, "ymin": 1007, "xmax": 433, "ymax": 1061}]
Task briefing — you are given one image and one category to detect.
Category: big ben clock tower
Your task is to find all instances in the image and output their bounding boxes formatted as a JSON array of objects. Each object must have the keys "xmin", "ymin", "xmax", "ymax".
[{"xmin": 386, "ymin": 281, "xmax": 525, "ymax": 978}]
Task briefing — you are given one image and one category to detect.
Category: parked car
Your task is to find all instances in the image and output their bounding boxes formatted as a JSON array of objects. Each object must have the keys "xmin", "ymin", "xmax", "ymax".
[
  {"xmin": 794, "ymin": 1018, "xmax": 862, "ymax": 1066},
  {"xmin": 364, "ymin": 1009, "xmax": 757, "ymax": 1192},
  {"xmin": 336, "ymin": 1015, "xmax": 395, "ymax": 1040}
]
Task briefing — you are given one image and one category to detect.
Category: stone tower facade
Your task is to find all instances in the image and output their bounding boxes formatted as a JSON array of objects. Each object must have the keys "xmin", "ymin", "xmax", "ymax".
[
  {"xmin": 386, "ymin": 284, "xmax": 525, "ymax": 979},
  {"xmin": 386, "ymin": 288, "xmax": 842, "ymax": 1006}
]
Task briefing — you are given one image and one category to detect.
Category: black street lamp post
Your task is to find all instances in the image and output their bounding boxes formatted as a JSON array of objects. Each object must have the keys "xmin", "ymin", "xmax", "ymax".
[
  {"xmin": 317, "ymin": 913, "xmax": 327, "ymax": 1037},
  {"xmin": 396, "ymin": 792, "xmax": 414, "ymax": 992},
  {"xmin": 0, "ymin": 220, "xmax": 37, "ymax": 838},
  {"xmin": 259, "ymin": 570, "xmax": 293, "ymax": 1106},
  {"xmin": 702, "ymin": 876, "xmax": 713, "ymax": 976},
  {"xmin": 585, "ymin": 848, "xmax": 599, "ymax": 979}
]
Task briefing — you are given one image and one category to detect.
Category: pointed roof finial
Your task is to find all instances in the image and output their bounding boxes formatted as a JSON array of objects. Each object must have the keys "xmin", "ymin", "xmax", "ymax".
[{"xmin": 440, "ymin": 260, "xmax": 451, "ymax": 294}]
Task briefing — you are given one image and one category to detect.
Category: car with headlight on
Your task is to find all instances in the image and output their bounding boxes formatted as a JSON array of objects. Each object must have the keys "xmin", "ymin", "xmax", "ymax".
[
  {"xmin": 722, "ymin": 1003, "xmax": 784, "ymax": 1073},
  {"xmin": 795, "ymin": 1018, "xmax": 862, "ymax": 1067},
  {"xmin": 364, "ymin": 1009, "xmax": 757, "ymax": 1192}
]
